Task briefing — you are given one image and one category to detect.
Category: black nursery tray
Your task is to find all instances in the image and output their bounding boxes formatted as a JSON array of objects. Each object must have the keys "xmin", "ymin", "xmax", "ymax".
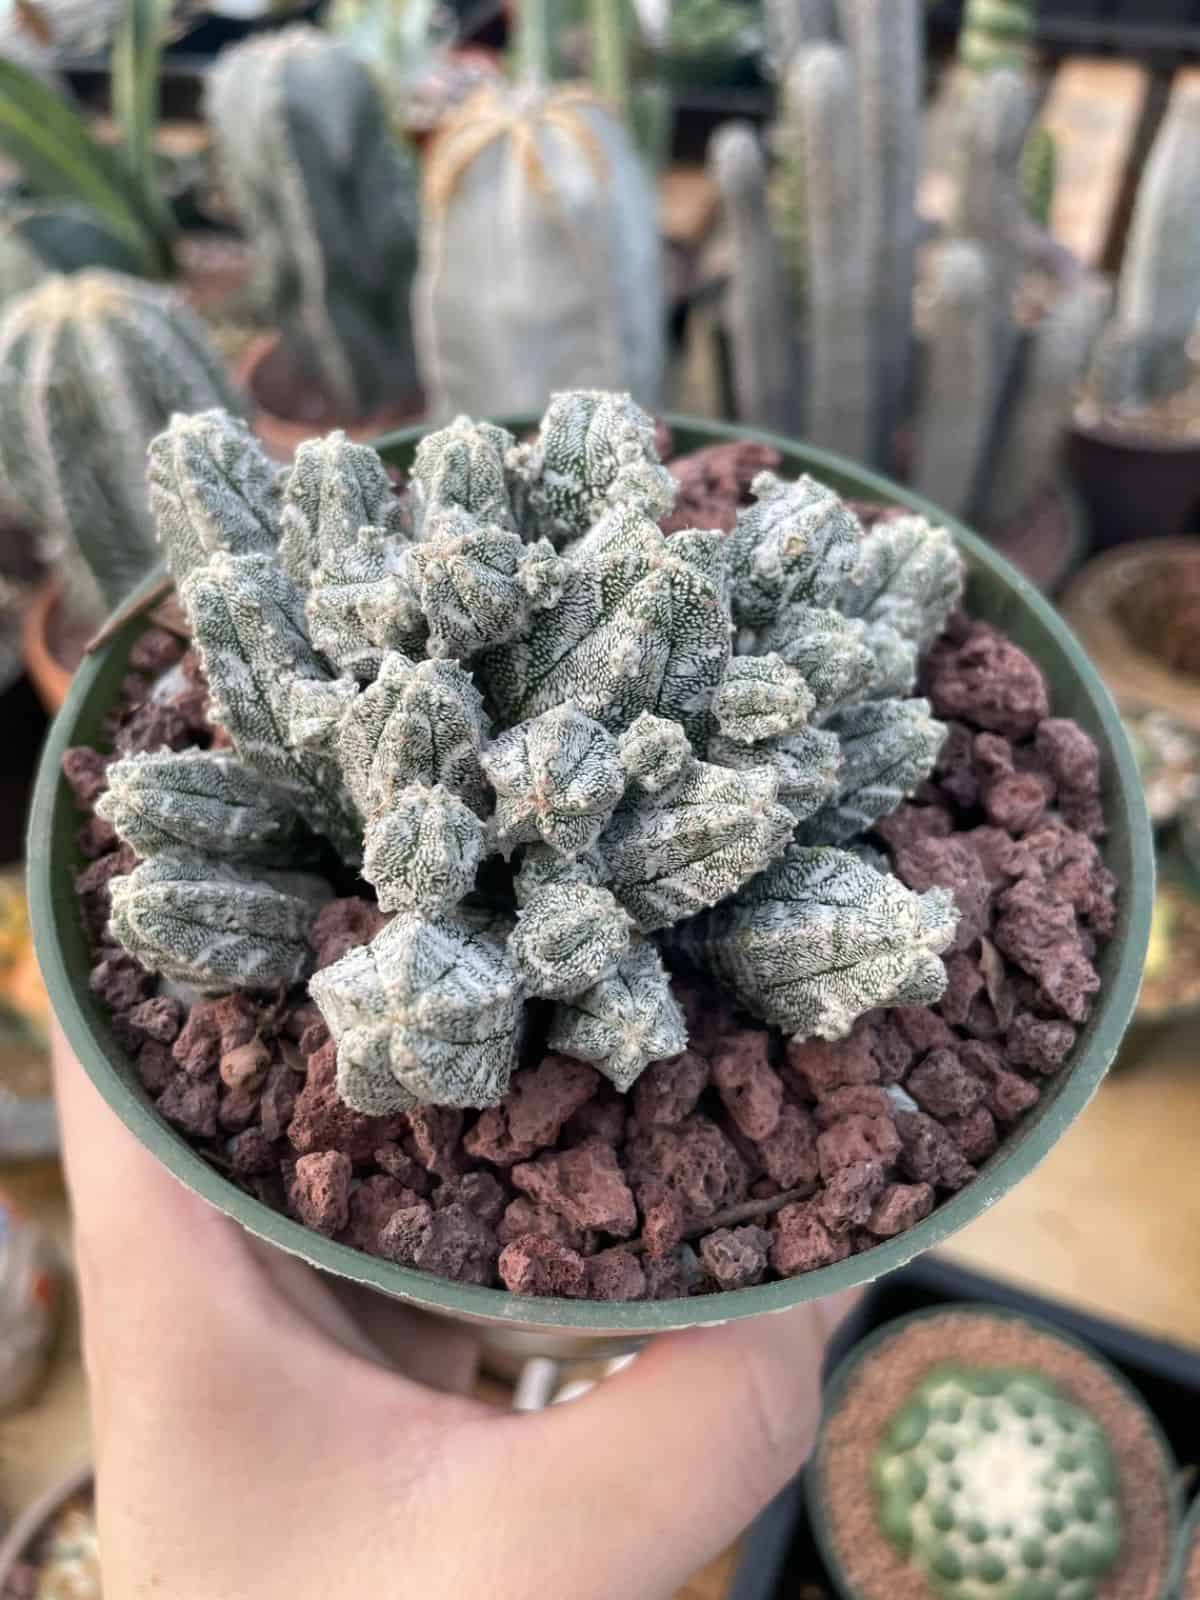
[{"xmin": 728, "ymin": 1255, "xmax": 1200, "ymax": 1600}]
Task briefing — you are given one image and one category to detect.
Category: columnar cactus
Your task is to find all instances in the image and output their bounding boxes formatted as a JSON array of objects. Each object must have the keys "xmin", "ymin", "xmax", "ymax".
[
  {"xmin": 0, "ymin": 270, "xmax": 240, "ymax": 624},
  {"xmin": 874, "ymin": 1364, "xmax": 1123, "ymax": 1599},
  {"xmin": 710, "ymin": 2, "xmax": 1101, "ymax": 531},
  {"xmin": 106, "ymin": 388, "xmax": 963, "ymax": 1113},
  {"xmin": 956, "ymin": 0, "xmax": 1035, "ymax": 74},
  {"xmin": 207, "ymin": 26, "xmax": 420, "ymax": 421},
  {"xmin": 413, "ymin": 80, "xmax": 664, "ymax": 417},
  {"xmin": 761, "ymin": 0, "xmax": 838, "ymax": 79},
  {"xmin": 1088, "ymin": 88, "xmax": 1200, "ymax": 411}
]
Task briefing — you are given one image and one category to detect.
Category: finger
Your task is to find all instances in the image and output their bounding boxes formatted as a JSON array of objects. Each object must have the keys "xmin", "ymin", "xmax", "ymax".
[{"xmin": 502, "ymin": 1296, "xmax": 854, "ymax": 1597}]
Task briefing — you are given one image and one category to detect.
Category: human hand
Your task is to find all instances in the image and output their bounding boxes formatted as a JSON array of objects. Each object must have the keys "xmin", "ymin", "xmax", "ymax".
[{"xmin": 53, "ymin": 1024, "xmax": 856, "ymax": 1600}]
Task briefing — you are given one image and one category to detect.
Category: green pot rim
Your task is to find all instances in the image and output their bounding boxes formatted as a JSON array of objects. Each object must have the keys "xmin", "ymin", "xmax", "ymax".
[
  {"xmin": 1168, "ymin": 1493, "xmax": 1200, "ymax": 1600},
  {"xmin": 27, "ymin": 413, "xmax": 1154, "ymax": 1339},
  {"xmin": 805, "ymin": 1302, "xmax": 1182, "ymax": 1600}
]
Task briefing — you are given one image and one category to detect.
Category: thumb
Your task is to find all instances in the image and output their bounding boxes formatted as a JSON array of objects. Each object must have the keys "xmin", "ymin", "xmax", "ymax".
[{"xmin": 500, "ymin": 1293, "xmax": 856, "ymax": 1599}]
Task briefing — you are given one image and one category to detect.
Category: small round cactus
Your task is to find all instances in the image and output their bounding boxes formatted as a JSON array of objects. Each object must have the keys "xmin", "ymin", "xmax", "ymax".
[{"xmin": 873, "ymin": 1364, "xmax": 1122, "ymax": 1600}]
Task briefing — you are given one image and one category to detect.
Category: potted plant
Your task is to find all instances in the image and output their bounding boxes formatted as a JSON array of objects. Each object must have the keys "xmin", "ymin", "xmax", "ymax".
[
  {"xmin": 0, "ymin": 268, "xmax": 242, "ymax": 711},
  {"xmin": 29, "ymin": 392, "xmax": 1150, "ymax": 1361},
  {"xmin": 807, "ymin": 1304, "xmax": 1180, "ymax": 1599},
  {"xmin": 710, "ymin": 0, "xmax": 1101, "ymax": 594},
  {"xmin": 1068, "ymin": 86, "xmax": 1200, "ymax": 550},
  {"xmin": 207, "ymin": 24, "xmax": 425, "ymax": 460},
  {"xmin": 0, "ymin": 1467, "xmax": 97, "ymax": 1599}
]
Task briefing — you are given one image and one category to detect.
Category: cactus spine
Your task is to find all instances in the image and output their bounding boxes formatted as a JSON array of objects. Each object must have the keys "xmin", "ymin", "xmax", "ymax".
[
  {"xmin": 105, "ymin": 391, "xmax": 963, "ymax": 1112},
  {"xmin": 1089, "ymin": 87, "xmax": 1200, "ymax": 411},
  {"xmin": 710, "ymin": 122, "xmax": 797, "ymax": 432},
  {"xmin": 207, "ymin": 26, "xmax": 420, "ymax": 422},
  {"xmin": 413, "ymin": 78, "xmax": 664, "ymax": 418},
  {"xmin": 0, "ymin": 271, "xmax": 240, "ymax": 623}
]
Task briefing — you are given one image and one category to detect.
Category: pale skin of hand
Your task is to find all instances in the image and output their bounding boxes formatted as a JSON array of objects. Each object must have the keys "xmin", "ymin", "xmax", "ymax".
[{"xmin": 53, "ymin": 1024, "xmax": 856, "ymax": 1600}]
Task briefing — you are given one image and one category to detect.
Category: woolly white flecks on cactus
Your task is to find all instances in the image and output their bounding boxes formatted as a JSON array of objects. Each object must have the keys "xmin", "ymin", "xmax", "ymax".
[
  {"xmin": 207, "ymin": 25, "xmax": 420, "ymax": 421},
  {"xmin": 106, "ymin": 388, "xmax": 964, "ymax": 1113},
  {"xmin": 0, "ymin": 272, "xmax": 240, "ymax": 624}
]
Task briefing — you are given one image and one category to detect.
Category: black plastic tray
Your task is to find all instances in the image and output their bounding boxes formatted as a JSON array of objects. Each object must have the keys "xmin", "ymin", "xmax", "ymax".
[{"xmin": 728, "ymin": 1255, "xmax": 1200, "ymax": 1600}]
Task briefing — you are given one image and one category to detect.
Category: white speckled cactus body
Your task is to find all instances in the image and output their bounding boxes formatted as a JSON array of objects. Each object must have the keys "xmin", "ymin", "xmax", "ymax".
[
  {"xmin": 414, "ymin": 83, "xmax": 664, "ymax": 419},
  {"xmin": 710, "ymin": 11, "xmax": 1105, "ymax": 532},
  {"xmin": 104, "ymin": 389, "xmax": 963, "ymax": 1114},
  {"xmin": 207, "ymin": 25, "xmax": 420, "ymax": 420},
  {"xmin": 0, "ymin": 270, "xmax": 241, "ymax": 623}
]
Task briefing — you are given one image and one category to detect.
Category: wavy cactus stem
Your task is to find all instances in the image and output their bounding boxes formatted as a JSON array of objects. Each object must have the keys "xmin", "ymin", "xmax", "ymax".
[
  {"xmin": 874, "ymin": 1364, "xmax": 1122, "ymax": 1599},
  {"xmin": 0, "ymin": 270, "xmax": 240, "ymax": 625},
  {"xmin": 413, "ymin": 84, "xmax": 664, "ymax": 418},
  {"xmin": 106, "ymin": 388, "xmax": 964, "ymax": 1113},
  {"xmin": 1088, "ymin": 86, "xmax": 1200, "ymax": 412},
  {"xmin": 207, "ymin": 25, "xmax": 420, "ymax": 421}
]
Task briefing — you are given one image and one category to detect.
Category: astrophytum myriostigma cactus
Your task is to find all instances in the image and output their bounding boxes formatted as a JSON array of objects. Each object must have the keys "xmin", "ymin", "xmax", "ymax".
[
  {"xmin": 207, "ymin": 25, "xmax": 420, "ymax": 421},
  {"xmin": 105, "ymin": 387, "xmax": 963, "ymax": 1113},
  {"xmin": 0, "ymin": 271, "xmax": 240, "ymax": 624},
  {"xmin": 874, "ymin": 1365, "xmax": 1123, "ymax": 1600}
]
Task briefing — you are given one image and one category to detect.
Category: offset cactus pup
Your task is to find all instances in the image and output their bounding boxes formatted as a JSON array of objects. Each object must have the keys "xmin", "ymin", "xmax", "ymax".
[
  {"xmin": 29, "ymin": 411, "xmax": 1150, "ymax": 1351},
  {"xmin": 809, "ymin": 1305, "xmax": 1179, "ymax": 1600}
]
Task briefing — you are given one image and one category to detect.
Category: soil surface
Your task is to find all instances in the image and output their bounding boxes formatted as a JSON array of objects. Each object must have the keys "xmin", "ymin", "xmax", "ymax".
[
  {"xmin": 60, "ymin": 446, "xmax": 1117, "ymax": 1302},
  {"xmin": 816, "ymin": 1311, "xmax": 1175, "ymax": 1600},
  {"xmin": 1076, "ymin": 357, "xmax": 1200, "ymax": 445}
]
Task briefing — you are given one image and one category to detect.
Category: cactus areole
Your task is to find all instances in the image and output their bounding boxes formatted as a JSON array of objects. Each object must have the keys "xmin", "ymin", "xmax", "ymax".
[
  {"xmin": 29, "ymin": 400, "xmax": 1152, "ymax": 1327},
  {"xmin": 92, "ymin": 390, "xmax": 968, "ymax": 1115}
]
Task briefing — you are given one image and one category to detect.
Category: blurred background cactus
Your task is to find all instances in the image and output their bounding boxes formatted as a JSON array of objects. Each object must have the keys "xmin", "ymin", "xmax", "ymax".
[
  {"xmin": 711, "ymin": 0, "xmax": 1104, "ymax": 547},
  {"xmin": 0, "ymin": 268, "xmax": 240, "ymax": 625},
  {"xmin": 1085, "ymin": 87, "xmax": 1200, "ymax": 418},
  {"xmin": 412, "ymin": 0, "xmax": 664, "ymax": 417},
  {"xmin": 207, "ymin": 24, "xmax": 421, "ymax": 424}
]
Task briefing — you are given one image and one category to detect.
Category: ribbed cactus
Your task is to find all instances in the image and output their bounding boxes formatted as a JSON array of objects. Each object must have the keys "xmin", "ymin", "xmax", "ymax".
[
  {"xmin": 836, "ymin": 0, "xmax": 921, "ymax": 466},
  {"xmin": 1089, "ymin": 88, "xmax": 1200, "ymax": 411},
  {"xmin": 207, "ymin": 25, "xmax": 420, "ymax": 422},
  {"xmin": 0, "ymin": 270, "xmax": 240, "ymax": 624},
  {"xmin": 711, "ymin": 122, "xmax": 797, "ymax": 433},
  {"xmin": 105, "ymin": 389, "xmax": 963, "ymax": 1113},
  {"xmin": 874, "ymin": 1364, "xmax": 1123, "ymax": 1600},
  {"xmin": 713, "ymin": 0, "xmax": 1100, "ymax": 531},
  {"xmin": 413, "ymin": 64, "xmax": 664, "ymax": 416},
  {"xmin": 761, "ymin": 0, "xmax": 838, "ymax": 79}
]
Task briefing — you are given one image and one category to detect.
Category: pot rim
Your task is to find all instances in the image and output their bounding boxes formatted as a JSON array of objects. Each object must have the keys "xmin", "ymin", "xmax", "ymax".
[
  {"xmin": 0, "ymin": 1465, "xmax": 93, "ymax": 1585},
  {"xmin": 1168, "ymin": 1491, "xmax": 1200, "ymax": 1599},
  {"xmin": 1070, "ymin": 413, "xmax": 1200, "ymax": 459},
  {"xmin": 21, "ymin": 574, "xmax": 73, "ymax": 716},
  {"xmin": 27, "ymin": 413, "xmax": 1154, "ymax": 1338},
  {"xmin": 804, "ymin": 1302, "xmax": 1182, "ymax": 1600}
]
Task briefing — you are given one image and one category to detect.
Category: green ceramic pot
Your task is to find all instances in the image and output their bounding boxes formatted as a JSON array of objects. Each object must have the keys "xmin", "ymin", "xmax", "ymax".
[
  {"xmin": 806, "ymin": 1304, "xmax": 1181, "ymax": 1600},
  {"xmin": 27, "ymin": 416, "xmax": 1153, "ymax": 1360},
  {"xmin": 1169, "ymin": 1494, "xmax": 1200, "ymax": 1600}
]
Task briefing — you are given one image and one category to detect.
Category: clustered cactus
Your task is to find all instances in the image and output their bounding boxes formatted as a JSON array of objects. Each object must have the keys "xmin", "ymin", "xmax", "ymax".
[
  {"xmin": 207, "ymin": 25, "xmax": 421, "ymax": 422},
  {"xmin": 713, "ymin": 0, "xmax": 1106, "ymax": 532},
  {"xmin": 874, "ymin": 1363, "xmax": 1123, "ymax": 1599},
  {"xmin": 0, "ymin": 269, "xmax": 240, "ymax": 624},
  {"xmin": 99, "ymin": 389, "xmax": 961, "ymax": 1116},
  {"xmin": 1087, "ymin": 87, "xmax": 1200, "ymax": 414}
]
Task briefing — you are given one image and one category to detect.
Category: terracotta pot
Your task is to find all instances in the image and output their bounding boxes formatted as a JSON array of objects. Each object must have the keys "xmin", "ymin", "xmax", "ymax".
[
  {"xmin": 1060, "ymin": 539, "xmax": 1200, "ymax": 733},
  {"xmin": 0, "ymin": 1466, "xmax": 93, "ymax": 1592},
  {"xmin": 1068, "ymin": 419, "xmax": 1200, "ymax": 551},
  {"xmin": 236, "ymin": 333, "xmax": 426, "ymax": 462},
  {"xmin": 21, "ymin": 577, "xmax": 74, "ymax": 716},
  {"xmin": 28, "ymin": 415, "xmax": 1154, "ymax": 1363}
]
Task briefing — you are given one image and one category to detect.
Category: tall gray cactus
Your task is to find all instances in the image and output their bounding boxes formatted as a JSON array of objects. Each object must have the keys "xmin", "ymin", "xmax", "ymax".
[
  {"xmin": 761, "ymin": 0, "xmax": 838, "ymax": 79},
  {"xmin": 207, "ymin": 25, "xmax": 420, "ymax": 421},
  {"xmin": 837, "ymin": 0, "xmax": 921, "ymax": 465},
  {"xmin": 0, "ymin": 270, "xmax": 240, "ymax": 624},
  {"xmin": 1089, "ymin": 88, "xmax": 1200, "ymax": 411},
  {"xmin": 710, "ymin": 122, "xmax": 797, "ymax": 432},
  {"xmin": 711, "ymin": 0, "xmax": 1104, "ymax": 532}
]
